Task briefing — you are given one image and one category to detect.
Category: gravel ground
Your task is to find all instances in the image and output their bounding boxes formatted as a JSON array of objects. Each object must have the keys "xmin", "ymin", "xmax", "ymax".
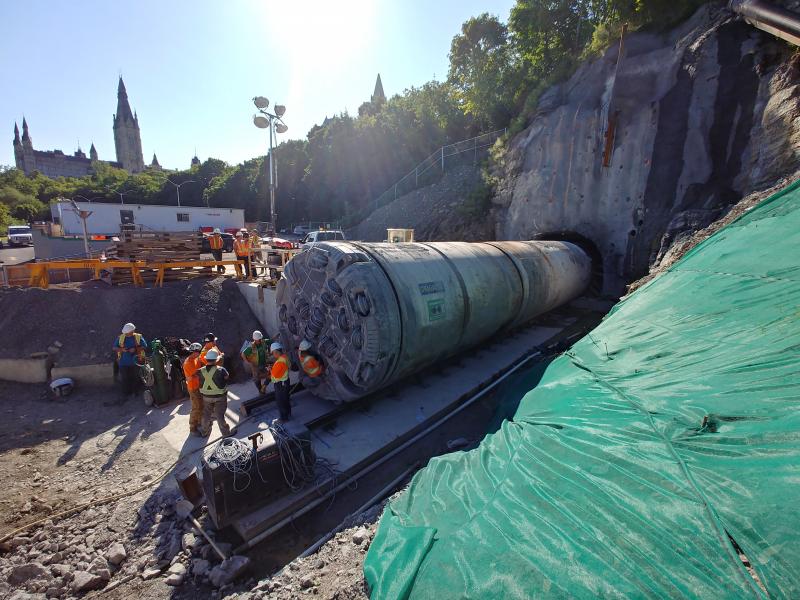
[
  {"xmin": 347, "ymin": 165, "xmax": 494, "ymax": 243},
  {"xmin": 0, "ymin": 277, "xmax": 262, "ymax": 366}
]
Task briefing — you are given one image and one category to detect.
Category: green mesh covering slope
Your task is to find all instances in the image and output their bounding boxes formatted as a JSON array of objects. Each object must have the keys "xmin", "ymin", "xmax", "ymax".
[{"xmin": 364, "ymin": 179, "xmax": 800, "ymax": 599}]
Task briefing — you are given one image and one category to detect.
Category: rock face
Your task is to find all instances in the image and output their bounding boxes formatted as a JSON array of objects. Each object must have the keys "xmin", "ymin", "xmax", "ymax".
[{"xmin": 492, "ymin": 4, "xmax": 800, "ymax": 295}]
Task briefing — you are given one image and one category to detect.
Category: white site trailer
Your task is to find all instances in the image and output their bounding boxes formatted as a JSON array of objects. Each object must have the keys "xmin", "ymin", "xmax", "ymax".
[{"xmin": 50, "ymin": 200, "xmax": 245, "ymax": 236}]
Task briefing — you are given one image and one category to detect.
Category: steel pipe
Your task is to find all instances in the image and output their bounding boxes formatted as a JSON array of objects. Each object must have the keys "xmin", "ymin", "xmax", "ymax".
[
  {"xmin": 729, "ymin": 0, "xmax": 800, "ymax": 46},
  {"xmin": 276, "ymin": 240, "xmax": 591, "ymax": 402}
]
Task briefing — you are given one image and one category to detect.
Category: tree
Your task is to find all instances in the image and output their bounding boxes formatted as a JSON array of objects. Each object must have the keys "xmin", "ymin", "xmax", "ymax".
[
  {"xmin": 448, "ymin": 14, "xmax": 516, "ymax": 129},
  {"xmin": 0, "ymin": 203, "xmax": 12, "ymax": 234},
  {"xmin": 12, "ymin": 199, "xmax": 47, "ymax": 222}
]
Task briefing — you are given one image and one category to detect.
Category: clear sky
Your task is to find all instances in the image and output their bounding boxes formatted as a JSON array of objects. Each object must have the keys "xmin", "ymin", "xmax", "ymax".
[{"xmin": 1, "ymin": 0, "xmax": 515, "ymax": 171}]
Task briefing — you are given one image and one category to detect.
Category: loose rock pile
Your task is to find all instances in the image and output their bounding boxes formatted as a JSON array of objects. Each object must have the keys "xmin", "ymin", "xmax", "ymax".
[{"xmin": 0, "ymin": 490, "xmax": 252, "ymax": 598}]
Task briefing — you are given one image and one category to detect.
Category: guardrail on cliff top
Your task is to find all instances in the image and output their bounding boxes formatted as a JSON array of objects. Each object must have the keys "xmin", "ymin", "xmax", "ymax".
[{"xmin": 343, "ymin": 128, "xmax": 506, "ymax": 229}]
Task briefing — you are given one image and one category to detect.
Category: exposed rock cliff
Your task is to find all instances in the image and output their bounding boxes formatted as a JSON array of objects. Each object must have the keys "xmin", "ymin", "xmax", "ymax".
[{"xmin": 492, "ymin": 3, "xmax": 800, "ymax": 295}]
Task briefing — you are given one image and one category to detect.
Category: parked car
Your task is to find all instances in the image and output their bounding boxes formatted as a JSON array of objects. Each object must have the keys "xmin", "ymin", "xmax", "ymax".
[
  {"xmin": 293, "ymin": 225, "xmax": 312, "ymax": 236},
  {"xmin": 201, "ymin": 231, "xmax": 234, "ymax": 253},
  {"xmin": 301, "ymin": 230, "xmax": 346, "ymax": 250},
  {"xmin": 7, "ymin": 225, "xmax": 33, "ymax": 247},
  {"xmin": 261, "ymin": 236, "xmax": 295, "ymax": 250}
]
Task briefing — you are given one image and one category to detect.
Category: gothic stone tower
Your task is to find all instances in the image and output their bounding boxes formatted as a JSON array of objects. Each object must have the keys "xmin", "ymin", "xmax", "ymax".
[
  {"xmin": 113, "ymin": 77, "xmax": 145, "ymax": 173},
  {"xmin": 13, "ymin": 118, "xmax": 36, "ymax": 173}
]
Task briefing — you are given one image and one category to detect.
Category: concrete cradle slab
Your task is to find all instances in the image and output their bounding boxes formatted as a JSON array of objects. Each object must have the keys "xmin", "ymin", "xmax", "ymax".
[
  {"xmin": 237, "ymin": 282, "xmax": 279, "ymax": 338},
  {"xmin": 0, "ymin": 357, "xmax": 51, "ymax": 383},
  {"xmin": 51, "ymin": 363, "xmax": 115, "ymax": 387}
]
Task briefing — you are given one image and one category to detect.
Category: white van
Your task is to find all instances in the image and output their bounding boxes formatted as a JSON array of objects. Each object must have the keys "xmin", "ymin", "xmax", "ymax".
[{"xmin": 7, "ymin": 225, "xmax": 33, "ymax": 247}]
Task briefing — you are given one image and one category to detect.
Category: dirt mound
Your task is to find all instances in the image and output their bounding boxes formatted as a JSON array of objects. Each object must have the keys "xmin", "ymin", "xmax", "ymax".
[{"xmin": 0, "ymin": 277, "xmax": 262, "ymax": 367}]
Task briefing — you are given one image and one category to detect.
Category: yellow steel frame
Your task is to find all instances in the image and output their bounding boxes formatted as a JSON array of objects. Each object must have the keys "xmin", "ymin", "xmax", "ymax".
[{"xmin": 26, "ymin": 259, "xmax": 244, "ymax": 289}]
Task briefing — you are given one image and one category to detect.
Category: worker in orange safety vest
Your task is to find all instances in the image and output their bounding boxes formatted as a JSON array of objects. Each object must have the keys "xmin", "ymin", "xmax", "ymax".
[
  {"xmin": 298, "ymin": 338, "xmax": 324, "ymax": 387},
  {"xmin": 183, "ymin": 342, "xmax": 205, "ymax": 436},
  {"xmin": 199, "ymin": 332, "xmax": 224, "ymax": 366},
  {"xmin": 208, "ymin": 228, "xmax": 225, "ymax": 274},
  {"xmin": 270, "ymin": 342, "xmax": 292, "ymax": 421},
  {"xmin": 233, "ymin": 232, "xmax": 251, "ymax": 279}
]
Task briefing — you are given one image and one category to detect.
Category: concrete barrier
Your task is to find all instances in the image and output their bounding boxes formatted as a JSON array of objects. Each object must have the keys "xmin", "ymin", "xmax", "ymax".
[
  {"xmin": 51, "ymin": 363, "xmax": 115, "ymax": 387},
  {"xmin": 237, "ymin": 282, "xmax": 279, "ymax": 337},
  {"xmin": 0, "ymin": 357, "xmax": 51, "ymax": 383}
]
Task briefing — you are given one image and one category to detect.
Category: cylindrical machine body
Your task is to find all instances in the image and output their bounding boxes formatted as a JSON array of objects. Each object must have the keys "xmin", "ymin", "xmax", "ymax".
[{"xmin": 276, "ymin": 240, "xmax": 591, "ymax": 402}]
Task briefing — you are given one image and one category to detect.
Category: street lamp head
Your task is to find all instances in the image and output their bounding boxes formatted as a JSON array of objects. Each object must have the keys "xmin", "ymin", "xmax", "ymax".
[
  {"xmin": 274, "ymin": 105, "xmax": 286, "ymax": 117},
  {"xmin": 253, "ymin": 115, "xmax": 270, "ymax": 129},
  {"xmin": 253, "ymin": 96, "xmax": 269, "ymax": 109},
  {"xmin": 275, "ymin": 123, "xmax": 288, "ymax": 134}
]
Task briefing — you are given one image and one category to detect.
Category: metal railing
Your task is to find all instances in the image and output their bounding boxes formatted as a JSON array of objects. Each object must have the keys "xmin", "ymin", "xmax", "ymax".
[{"xmin": 343, "ymin": 128, "xmax": 506, "ymax": 229}]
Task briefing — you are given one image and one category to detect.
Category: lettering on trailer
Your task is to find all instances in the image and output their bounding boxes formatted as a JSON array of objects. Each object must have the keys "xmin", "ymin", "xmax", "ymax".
[{"xmin": 418, "ymin": 281, "xmax": 445, "ymax": 296}]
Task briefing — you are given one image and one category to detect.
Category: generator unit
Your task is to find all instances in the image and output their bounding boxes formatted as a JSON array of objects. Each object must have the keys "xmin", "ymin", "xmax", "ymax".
[{"xmin": 201, "ymin": 421, "xmax": 315, "ymax": 528}]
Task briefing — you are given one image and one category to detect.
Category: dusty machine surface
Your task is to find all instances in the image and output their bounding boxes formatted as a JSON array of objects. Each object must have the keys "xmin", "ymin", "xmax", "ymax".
[{"xmin": 276, "ymin": 240, "xmax": 591, "ymax": 401}]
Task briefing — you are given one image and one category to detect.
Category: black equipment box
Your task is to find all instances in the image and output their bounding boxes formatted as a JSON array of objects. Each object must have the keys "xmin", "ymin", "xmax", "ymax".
[{"xmin": 201, "ymin": 421, "xmax": 315, "ymax": 528}]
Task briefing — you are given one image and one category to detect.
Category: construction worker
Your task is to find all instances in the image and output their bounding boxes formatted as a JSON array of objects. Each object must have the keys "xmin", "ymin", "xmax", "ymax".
[
  {"xmin": 208, "ymin": 228, "xmax": 225, "ymax": 274},
  {"xmin": 270, "ymin": 342, "xmax": 292, "ymax": 421},
  {"xmin": 110, "ymin": 322, "xmax": 148, "ymax": 405},
  {"xmin": 233, "ymin": 231, "xmax": 251, "ymax": 279},
  {"xmin": 298, "ymin": 339, "xmax": 324, "ymax": 387},
  {"xmin": 198, "ymin": 349, "xmax": 231, "ymax": 437},
  {"xmin": 241, "ymin": 330, "xmax": 271, "ymax": 393},
  {"xmin": 183, "ymin": 342, "xmax": 204, "ymax": 436},
  {"xmin": 249, "ymin": 229, "xmax": 262, "ymax": 276},
  {"xmin": 200, "ymin": 332, "xmax": 224, "ymax": 365}
]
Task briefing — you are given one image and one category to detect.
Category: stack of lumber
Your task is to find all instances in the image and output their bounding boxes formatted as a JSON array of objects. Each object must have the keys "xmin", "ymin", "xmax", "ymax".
[
  {"xmin": 106, "ymin": 231, "xmax": 202, "ymax": 262},
  {"xmin": 104, "ymin": 231, "xmax": 213, "ymax": 284}
]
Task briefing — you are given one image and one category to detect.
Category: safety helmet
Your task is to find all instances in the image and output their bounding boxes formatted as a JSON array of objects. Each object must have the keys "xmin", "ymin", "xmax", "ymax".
[
  {"xmin": 298, "ymin": 339, "xmax": 312, "ymax": 351},
  {"xmin": 122, "ymin": 322, "xmax": 136, "ymax": 334},
  {"xmin": 236, "ymin": 232, "xmax": 243, "ymax": 237},
  {"xmin": 189, "ymin": 342, "xmax": 202, "ymax": 352},
  {"xmin": 213, "ymin": 228, "xmax": 221, "ymax": 234},
  {"xmin": 50, "ymin": 377, "xmax": 74, "ymax": 397},
  {"xmin": 270, "ymin": 342, "xmax": 283, "ymax": 353},
  {"xmin": 205, "ymin": 349, "xmax": 220, "ymax": 362},
  {"xmin": 253, "ymin": 330, "xmax": 263, "ymax": 341},
  {"xmin": 203, "ymin": 333, "xmax": 216, "ymax": 343}
]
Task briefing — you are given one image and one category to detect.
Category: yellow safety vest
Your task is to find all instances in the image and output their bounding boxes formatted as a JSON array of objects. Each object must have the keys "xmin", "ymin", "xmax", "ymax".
[
  {"xmin": 117, "ymin": 333, "xmax": 145, "ymax": 363},
  {"xmin": 200, "ymin": 365, "xmax": 226, "ymax": 396}
]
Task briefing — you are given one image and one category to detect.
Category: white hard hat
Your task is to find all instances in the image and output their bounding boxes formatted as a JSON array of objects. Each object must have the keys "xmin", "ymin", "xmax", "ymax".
[
  {"xmin": 299, "ymin": 339, "xmax": 312, "ymax": 351},
  {"xmin": 236, "ymin": 231, "xmax": 243, "ymax": 237},
  {"xmin": 253, "ymin": 330, "xmax": 263, "ymax": 341},
  {"xmin": 270, "ymin": 342, "xmax": 283, "ymax": 353},
  {"xmin": 205, "ymin": 349, "xmax": 220, "ymax": 362},
  {"xmin": 122, "ymin": 323, "xmax": 135, "ymax": 334},
  {"xmin": 50, "ymin": 377, "xmax": 74, "ymax": 397},
  {"xmin": 213, "ymin": 228, "xmax": 221, "ymax": 234},
  {"xmin": 189, "ymin": 342, "xmax": 202, "ymax": 352}
]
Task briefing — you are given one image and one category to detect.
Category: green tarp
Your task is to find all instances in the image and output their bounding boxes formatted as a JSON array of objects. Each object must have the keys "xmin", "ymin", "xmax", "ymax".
[{"xmin": 364, "ymin": 179, "xmax": 800, "ymax": 599}]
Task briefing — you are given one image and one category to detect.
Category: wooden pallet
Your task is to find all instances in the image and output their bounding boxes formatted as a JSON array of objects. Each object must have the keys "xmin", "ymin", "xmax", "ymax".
[{"xmin": 106, "ymin": 231, "xmax": 202, "ymax": 263}]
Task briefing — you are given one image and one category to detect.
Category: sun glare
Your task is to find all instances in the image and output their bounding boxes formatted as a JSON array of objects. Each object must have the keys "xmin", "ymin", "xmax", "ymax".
[{"xmin": 274, "ymin": 0, "xmax": 377, "ymax": 72}]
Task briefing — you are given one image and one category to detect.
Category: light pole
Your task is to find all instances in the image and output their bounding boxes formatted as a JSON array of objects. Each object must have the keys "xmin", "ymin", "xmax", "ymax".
[
  {"xmin": 107, "ymin": 187, "xmax": 127, "ymax": 205},
  {"xmin": 253, "ymin": 97, "xmax": 288, "ymax": 236},
  {"xmin": 164, "ymin": 178, "xmax": 196, "ymax": 207},
  {"xmin": 74, "ymin": 194, "xmax": 103, "ymax": 203},
  {"xmin": 68, "ymin": 198, "xmax": 93, "ymax": 258}
]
